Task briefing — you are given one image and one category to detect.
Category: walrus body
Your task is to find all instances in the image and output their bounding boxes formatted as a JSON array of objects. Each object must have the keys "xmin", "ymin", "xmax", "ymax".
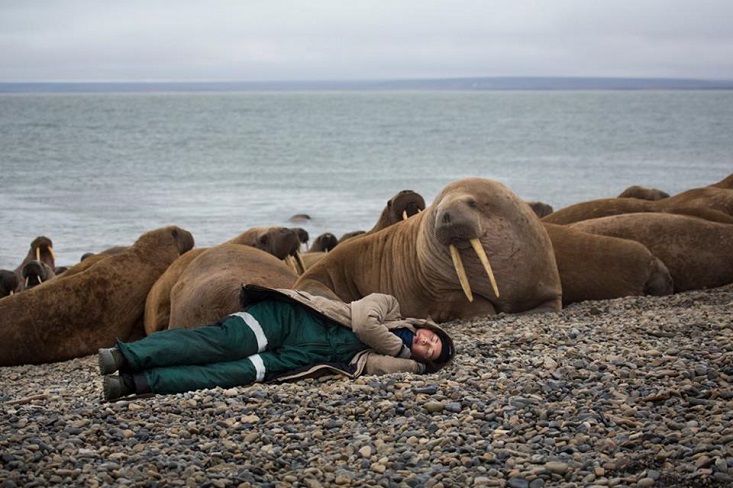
[
  {"xmin": 617, "ymin": 185, "xmax": 670, "ymax": 201},
  {"xmin": 543, "ymin": 223, "xmax": 673, "ymax": 305},
  {"xmin": 570, "ymin": 213, "xmax": 733, "ymax": 292},
  {"xmin": 144, "ymin": 226, "xmax": 303, "ymax": 334},
  {"xmin": 295, "ymin": 178, "xmax": 562, "ymax": 322},
  {"xmin": 0, "ymin": 226, "xmax": 194, "ymax": 366},
  {"xmin": 168, "ymin": 245, "xmax": 298, "ymax": 329},
  {"xmin": 543, "ymin": 186, "xmax": 733, "ymax": 225}
]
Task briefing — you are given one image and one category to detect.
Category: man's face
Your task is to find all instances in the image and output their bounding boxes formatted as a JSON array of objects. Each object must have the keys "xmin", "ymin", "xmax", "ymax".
[{"xmin": 412, "ymin": 328, "xmax": 443, "ymax": 362}]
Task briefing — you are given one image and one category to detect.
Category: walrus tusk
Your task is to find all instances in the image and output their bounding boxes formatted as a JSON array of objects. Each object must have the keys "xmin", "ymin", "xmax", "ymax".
[
  {"xmin": 35, "ymin": 248, "xmax": 40, "ymax": 261},
  {"xmin": 449, "ymin": 244, "xmax": 474, "ymax": 302},
  {"xmin": 293, "ymin": 251, "xmax": 306, "ymax": 275},
  {"xmin": 470, "ymin": 238, "xmax": 500, "ymax": 298},
  {"xmin": 402, "ymin": 210, "xmax": 408, "ymax": 220},
  {"xmin": 25, "ymin": 277, "xmax": 30, "ymax": 288},
  {"xmin": 49, "ymin": 247, "xmax": 56, "ymax": 260}
]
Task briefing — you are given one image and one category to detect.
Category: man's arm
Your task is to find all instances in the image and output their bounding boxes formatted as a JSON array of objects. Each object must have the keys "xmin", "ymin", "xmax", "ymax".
[{"xmin": 350, "ymin": 294, "xmax": 410, "ymax": 358}]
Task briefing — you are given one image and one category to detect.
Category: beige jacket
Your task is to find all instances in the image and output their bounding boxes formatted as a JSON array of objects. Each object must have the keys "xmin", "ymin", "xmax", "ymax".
[{"xmin": 239, "ymin": 284, "xmax": 456, "ymax": 382}]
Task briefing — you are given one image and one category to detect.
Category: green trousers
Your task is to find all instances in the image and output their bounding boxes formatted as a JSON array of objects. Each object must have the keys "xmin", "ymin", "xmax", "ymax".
[{"xmin": 116, "ymin": 300, "xmax": 367, "ymax": 394}]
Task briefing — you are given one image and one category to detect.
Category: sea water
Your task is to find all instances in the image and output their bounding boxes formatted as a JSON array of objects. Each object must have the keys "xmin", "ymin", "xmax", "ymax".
[{"xmin": 1, "ymin": 90, "xmax": 731, "ymax": 269}]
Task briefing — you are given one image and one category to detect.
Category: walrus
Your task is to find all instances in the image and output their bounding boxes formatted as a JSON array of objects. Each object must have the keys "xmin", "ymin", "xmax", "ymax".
[
  {"xmin": 709, "ymin": 172, "xmax": 733, "ymax": 189},
  {"xmin": 543, "ymin": 223, "xmax": 673, "ymax": 305},
  {"xmin": 0, "ymin": 269, "xmax": 18, "ymax": 298},
  {"xmin": 14, "ymin": 236, "xmax": 56, "ymax": 284},
  {"xmin": 295, "ymin": 178, "xmax": 562, "ymax": 322},
  {"xmin": 369, "ymin": 189, "xmax": 426, "ymax": 231},
  {"xmin": 0, "ymin": 226, "xmax": 194, "ymax": 366},
  {"xmin": 526, "ymin": 201, "xmax": 554, "ymax": 219},
  {"xmin": 617, "ymin": 185, "xmax": 670, "ymax": 201},
  {"xmin": 168, "ymin": 245, "xmax": 298, "ymax": 329},
  {"xmin": 570, "ymin": 213, "xmax": 733, "ymax": 292},
  {"xmin": 310, "ymin": 233, "xmax": 339, "ymax": 252},
  {"xmin": 144, "ymin": 226, "xmax": 303, "ymax": 334},
  {"xmin": 543, "ymin": 186, "xmax": 733, "ymax": 225},
  {"xmin": 19, "ymin": 260, "xmax": 56, "ymax": 291}
]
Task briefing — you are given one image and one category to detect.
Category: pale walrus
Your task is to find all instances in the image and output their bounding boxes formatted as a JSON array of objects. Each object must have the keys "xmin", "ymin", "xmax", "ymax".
[
  {"xmin": 168, "ymin": 245, "xmax": 299, "ymax": 329},
  {"xmin": 144, "ymin": 226, "xmax": 303, "ymax": 334},
  {"xmin": 0, "ymin": 226, "xmax": 195, "ymax": 366},
  {"xmin": 295, "ymin": 178, "xmax": 562, "ymax": 322},
  {"xmin": 570, "ymin": 213, "xmax": 733, "ymax": 292},
  {"xmin": 543, "ymin": 223, "xmax": 673, "ymax": 305}
]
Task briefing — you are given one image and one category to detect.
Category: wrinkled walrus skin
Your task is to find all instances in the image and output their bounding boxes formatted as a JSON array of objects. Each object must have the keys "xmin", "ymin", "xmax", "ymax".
[
  {"xmin": 570, "ymin": 213, "xmax": 733, "ymax": 293},
  {"xmin": 0, "ymin": 226, "xmax": 194, "ymax": 366},
  {"xmin": 168, "ymin": 245, "xmax": 298, "ymax": 329},
  {"xmin": 295, "ymin": 178, "xmax": 563, "ymax": 323},
  {"xmin": 543, "ymin": 223, "xmax": 673, "ymax": 306}
]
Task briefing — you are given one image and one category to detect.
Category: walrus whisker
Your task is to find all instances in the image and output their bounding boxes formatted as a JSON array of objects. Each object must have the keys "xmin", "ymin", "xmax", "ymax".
[
  {"xmin": 470, "ymin": 238, "xmax": 500, "ymax": 298},
  {"xmin": 449, "ymin": 244, "xmax": 474, "ymax": 302}
]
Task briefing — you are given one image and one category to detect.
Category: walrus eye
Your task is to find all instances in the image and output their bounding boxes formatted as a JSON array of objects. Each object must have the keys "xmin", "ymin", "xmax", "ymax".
[
  {"xmin": 171, "ymin": 229, "xmax": 179, "ymax": 239},
  {"xmin": 467, "ymin": 199, "xmax": 478, "ymax": 209},
  {"xmin": 259, "ymin": 234, "xmax": 269, "ymax": 245}
]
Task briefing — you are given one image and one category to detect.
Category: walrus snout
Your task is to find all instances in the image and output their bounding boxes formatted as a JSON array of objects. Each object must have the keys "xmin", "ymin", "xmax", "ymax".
[
  {"xmin": 434, "ymin": 207, "xmax": 479, "ymax": 246},
  {"xmin": 21, "ymin": 260, "xmax": 55, "ymax": 290}
]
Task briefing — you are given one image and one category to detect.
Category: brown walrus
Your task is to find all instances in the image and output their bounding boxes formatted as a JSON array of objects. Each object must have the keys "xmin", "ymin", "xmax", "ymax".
[
  {"xmin": 709, "ymin": 172, "xmax": 733, "ymax": 189},
  {"xmin": 168, "ymin": 245, "xmax": 298, "ymax": 329},
  {"xmin": 543, "ymin": 186, "xmax": 733, "ymax": 225},
  {"xmin": 0, "ymin": 226, "xmax": 194, "ymax": 366},
  {"xmin": 617, "ymin": 185, "xmax": 670, "ymax": 201},
  {"xmin": 144, "ymin": 226, "xmax": 303, "ymax": 334},
  {"xmin": 295, "ymin": 178, "xmax": 562, "ymax": 322},
  {"xmin": 570, "ymin": 212, "xmax": 733, "ymax": 292},
  {"xmin": 0, "ymin": 269, "xmax": 18, "ymax": 298},
  {"xmin": 14, "ymin": 236, "xmax": 56, "ymax": 285},
  {"xmin": 543, "ymin": 223, "xmax": 673, "ymax": 305},
  {"xmin": 19, "ymin": 260, "xmax": 56, "ymax": 291}
]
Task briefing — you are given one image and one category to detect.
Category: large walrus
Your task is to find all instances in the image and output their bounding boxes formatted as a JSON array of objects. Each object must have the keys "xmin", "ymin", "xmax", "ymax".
[
  {"xmin": 543, "ymin": 223, "xmax": 673, "ymax": 305},
  {"xmin": 543, "ymin": 186, "xmax": 733, "ymax": 225},
  {"xmin": 168, "ymin": 245, "xmax": 298, "ymax": 329},
  {"xmin": 143, "ymin": 226, "xmax": 303, "ymax": 334},
  {"xmin": 570, "ymin": 213, "xmax": 733, "ymax": 292},
  {"xmin": 295, "ymin": 178, "xmax": 562, "ymax": 322},
  {"xmin": 0, "ymin": 226, "xmax": 194, "ymax": 366}
]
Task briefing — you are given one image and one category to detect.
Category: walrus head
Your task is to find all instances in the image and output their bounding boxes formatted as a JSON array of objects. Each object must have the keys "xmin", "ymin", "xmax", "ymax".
[
  {"xmin": 28, "ymin": 236, "xmax": 56, "ymax": 269},
  {"xmin": 21, "ymin": 260, "xmax": 56, "ymax": 290},
  {"xmin": 0, "ymin": 269, "xmax": 19, "ymax": 298},
  {"xmin": 388, "ymin": 190, "xmax": 426, "ymax": 222},
  {"xmin": 310, "ymin": 232, "xmax": 338, "ymax": 252},
  {"xmin": 429, "ymin": 178, "xmax": 541, "ymax": 303},
  {"xmin": 255, "ymin": 227, "xmax": 306, "ymax": 275}
]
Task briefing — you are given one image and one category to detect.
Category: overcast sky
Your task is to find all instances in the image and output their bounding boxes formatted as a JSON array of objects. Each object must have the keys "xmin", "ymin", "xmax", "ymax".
[{"xmin": 2, "ymin": 0, "xmax": 732, "ymax": 82}]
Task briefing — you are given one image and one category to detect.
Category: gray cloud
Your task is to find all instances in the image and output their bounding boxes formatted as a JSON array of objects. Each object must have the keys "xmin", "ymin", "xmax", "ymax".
[{"xmin": 1, "ymin": 0, "xmax": 732, "ymax": 81}]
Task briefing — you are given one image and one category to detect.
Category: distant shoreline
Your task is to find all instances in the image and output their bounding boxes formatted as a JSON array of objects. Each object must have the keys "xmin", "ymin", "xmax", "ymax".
[{"xmin": 2, "ymin": 77, "xmax": 733, "ymax": 93}]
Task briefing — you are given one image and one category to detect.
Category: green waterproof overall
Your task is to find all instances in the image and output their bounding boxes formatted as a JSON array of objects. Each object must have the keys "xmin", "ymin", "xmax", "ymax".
[{"xmin": 116, "ymin": 300, "xmax": 368, "ymax": 394}]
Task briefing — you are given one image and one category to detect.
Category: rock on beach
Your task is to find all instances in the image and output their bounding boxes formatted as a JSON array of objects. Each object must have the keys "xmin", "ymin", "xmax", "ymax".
[{"xmin": 1, "ymin": 284, "xmax": 732, "ymax": 487}]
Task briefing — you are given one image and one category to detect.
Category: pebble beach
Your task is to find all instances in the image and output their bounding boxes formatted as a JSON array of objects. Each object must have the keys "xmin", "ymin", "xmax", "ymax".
[{"xmin": 1, "ymin": 285, "xmax": 732, "ymax": 488}]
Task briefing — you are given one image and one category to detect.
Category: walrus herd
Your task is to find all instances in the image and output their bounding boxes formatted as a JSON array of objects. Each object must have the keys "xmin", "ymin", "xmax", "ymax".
[{"xmin": 1, "ymin": 173, "xmax": 731, "ymax": 366}]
